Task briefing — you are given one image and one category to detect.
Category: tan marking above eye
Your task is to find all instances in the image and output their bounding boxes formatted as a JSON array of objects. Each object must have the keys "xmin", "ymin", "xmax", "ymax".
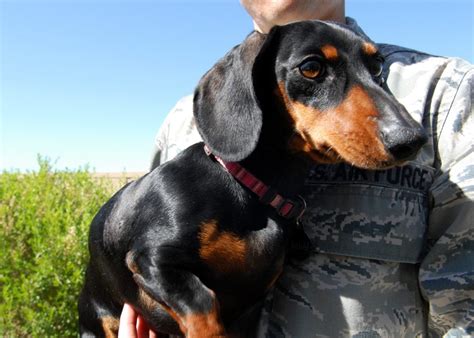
[
  {"xmin": 321, "ymin": 44, "xmax": 339, "ymax": 60},
  {"xmin": 363, "ymin": 42, "xmax": 378, "ymax": 56}
]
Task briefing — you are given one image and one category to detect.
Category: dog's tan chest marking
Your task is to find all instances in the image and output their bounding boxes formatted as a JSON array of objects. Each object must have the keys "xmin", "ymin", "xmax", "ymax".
[{"xmin": 199, "ymin": 220, "xmax": 247, "ymax": 275}]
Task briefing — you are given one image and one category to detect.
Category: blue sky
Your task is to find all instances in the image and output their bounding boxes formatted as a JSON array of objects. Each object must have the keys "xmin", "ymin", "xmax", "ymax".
[{"xmin": 1, "ymin": 0, "xmax": 472, "ymax": 173}]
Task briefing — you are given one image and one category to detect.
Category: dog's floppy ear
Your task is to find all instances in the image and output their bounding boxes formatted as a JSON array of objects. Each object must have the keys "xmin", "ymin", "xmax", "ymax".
[{"xmin": 193, "ymin": 29, "xmax": 279, "ymax": 162}]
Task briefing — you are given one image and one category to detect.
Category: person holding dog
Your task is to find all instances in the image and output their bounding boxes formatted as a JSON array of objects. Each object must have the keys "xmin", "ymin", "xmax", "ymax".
[{"xmin": 125, "ymin": 0, "xmax": 473, "ymax": 337}]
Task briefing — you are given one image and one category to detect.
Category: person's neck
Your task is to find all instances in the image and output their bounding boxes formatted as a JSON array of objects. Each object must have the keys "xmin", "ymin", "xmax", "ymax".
[
  {"xmin": 320, "ymin": 2, "xmax": 345, "ymax": 23},
  {"xmin": 253, "ymin": 8, "xmax": 346, "ymax": 33}
]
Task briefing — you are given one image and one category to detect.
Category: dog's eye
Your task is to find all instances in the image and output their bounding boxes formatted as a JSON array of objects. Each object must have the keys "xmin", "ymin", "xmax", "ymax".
[
  {"xmin": 299, "ymin": 60, "xmax": 323, "ymax": 79},
  {"xmin": 370, "ymin": 57, "xmax": 384, "ymax": 78}
]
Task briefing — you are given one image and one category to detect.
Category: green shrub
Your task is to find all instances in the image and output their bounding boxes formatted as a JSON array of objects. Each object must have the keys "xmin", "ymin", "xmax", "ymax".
[{"xmin": 0, "ymin": 157, "xmax": 116, "ymax": 337}]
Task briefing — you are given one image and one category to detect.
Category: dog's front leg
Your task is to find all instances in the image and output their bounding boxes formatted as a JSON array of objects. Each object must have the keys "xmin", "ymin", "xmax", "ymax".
[{"xmin": 128, "ymin": 251, "xmax": 227, "ymax": 338}]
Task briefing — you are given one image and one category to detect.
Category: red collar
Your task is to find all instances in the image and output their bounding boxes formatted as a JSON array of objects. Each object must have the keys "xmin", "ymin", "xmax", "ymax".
[{"xmin": 204, "ymin": 145, "xmax": 306, "ymax": 221}]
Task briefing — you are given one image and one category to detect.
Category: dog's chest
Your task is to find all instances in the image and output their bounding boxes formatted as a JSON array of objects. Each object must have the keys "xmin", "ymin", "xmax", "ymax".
[{"xmin": 197, "ymin": 217, "xmax": 286, "ymax": 280}]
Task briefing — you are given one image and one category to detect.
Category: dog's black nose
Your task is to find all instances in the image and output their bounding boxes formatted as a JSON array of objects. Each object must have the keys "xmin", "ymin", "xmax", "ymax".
[{"xmin": 382, "ymin": 126, "xmax": 428, "ymax": 161}]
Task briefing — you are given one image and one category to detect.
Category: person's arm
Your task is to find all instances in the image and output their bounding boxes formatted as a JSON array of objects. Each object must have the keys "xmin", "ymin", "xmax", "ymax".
[{"xmin": 419, "ymin": 60, "xmax": 474, "ymax": 336}]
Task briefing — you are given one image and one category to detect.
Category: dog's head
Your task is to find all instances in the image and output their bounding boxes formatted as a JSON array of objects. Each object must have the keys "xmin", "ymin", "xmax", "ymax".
[{"xmin": 194, "ymin": 20, "xmax": 427, "ymax": 169}]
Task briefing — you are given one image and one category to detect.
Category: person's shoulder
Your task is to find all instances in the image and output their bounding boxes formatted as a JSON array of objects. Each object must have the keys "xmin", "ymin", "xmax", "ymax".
[
  {"xmin": 378, "ymin": 43, "xmax": 472, "ymax": 75},
  {"xmin": 346, "ymin": 18, "xmax": 472, "ymax": 77},
  {"xmin": 378, "ymin": 43, "xmax": 435, "ymax": 59},
  {"xmin": 158, "ymin": 94, "xmax": 194, "ymax": 133},
  {"xmin": 377, "ymin": 43, "xmax": 472, "ymax": 105},
  {"xmin": 168, "ymin": 94, "xmax": 194, "ymax": 117}
]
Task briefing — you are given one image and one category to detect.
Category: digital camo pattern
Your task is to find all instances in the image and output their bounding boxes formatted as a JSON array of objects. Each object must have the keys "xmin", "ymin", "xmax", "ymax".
[
  {"xmin": 302, "ymin": 163, "xmax": 434, "ymax": 264},
  {"xmin": 151, "ymin": 18, "xmax": 473, "ymax": 338},
  {"xmin": 256, "ymin": 256, "xmax": 427, "ymax": 338},
  {"xmin": 150, "ymin": 95, "xmax": 200, "ymax": 170}
]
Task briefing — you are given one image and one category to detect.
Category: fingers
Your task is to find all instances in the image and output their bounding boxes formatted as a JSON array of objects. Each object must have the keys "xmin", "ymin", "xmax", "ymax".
[
  {"xmin": 137, "ymin": 315, "xmax": 151, "ymax": 337},
  {"xmin": 119, "ymin": 303, "xmax": 158, "ymax": 338},
  {"xmin": 119, "ymin": 303, "xmax": 139, "ymax": 338}
]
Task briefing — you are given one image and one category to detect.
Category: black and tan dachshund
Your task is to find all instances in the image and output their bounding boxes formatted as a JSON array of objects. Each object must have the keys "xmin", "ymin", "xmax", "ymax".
[{"xmin": 78, "ymin": 20, "xmax": 427, "ymax": 337}]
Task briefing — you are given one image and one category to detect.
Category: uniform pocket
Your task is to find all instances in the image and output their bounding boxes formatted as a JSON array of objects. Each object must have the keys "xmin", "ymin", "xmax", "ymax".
[{"xmin": 302, "ymin": 163, "xmax": 434, "ymax": 263}]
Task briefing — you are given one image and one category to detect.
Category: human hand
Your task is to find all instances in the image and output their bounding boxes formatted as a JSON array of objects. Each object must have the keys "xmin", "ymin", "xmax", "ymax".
[
  {"xmin": 240, "ymin": 0, "xmax": 345, "ymax": 33},
  {"xmin": 118, "ymin": 303, "xmax": 158, "ymax": 338}
]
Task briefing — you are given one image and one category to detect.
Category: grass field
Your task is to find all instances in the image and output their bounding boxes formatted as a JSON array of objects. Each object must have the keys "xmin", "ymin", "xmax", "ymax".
[{"xmin": 0, "ymin": 158, "xmax": 138, "ymax": 337}]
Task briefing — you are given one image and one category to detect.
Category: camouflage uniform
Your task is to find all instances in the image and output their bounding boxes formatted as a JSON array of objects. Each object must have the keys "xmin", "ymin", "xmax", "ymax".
[{"xmin": 151, "ymin": 18, "xmax": 474, "ymax": 338}]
